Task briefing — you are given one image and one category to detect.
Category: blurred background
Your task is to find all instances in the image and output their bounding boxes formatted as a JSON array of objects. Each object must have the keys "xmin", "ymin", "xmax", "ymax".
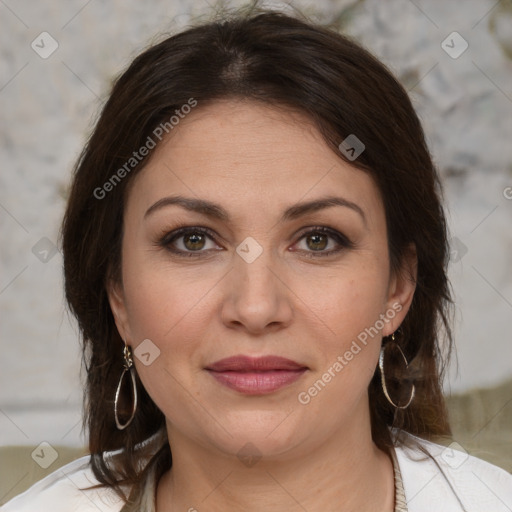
[{"xmin": 1, "ymin": 0, "xmax": 511, "ymax": 501}]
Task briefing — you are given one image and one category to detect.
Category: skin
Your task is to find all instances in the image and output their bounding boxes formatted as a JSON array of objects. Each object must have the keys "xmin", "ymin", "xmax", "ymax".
[{"xmin": 108, "ymin": 99, "xmax": 417, "ymax": 511}]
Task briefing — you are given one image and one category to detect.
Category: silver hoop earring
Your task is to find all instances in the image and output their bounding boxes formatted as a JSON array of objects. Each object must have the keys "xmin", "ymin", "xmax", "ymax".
[
  {"xmin": 114, "ymin": 342, "xmax": 138, "ymax": 430},
  {"xmin": 379, "ymin": 332, "xmax": 415, "ymax": 409}
]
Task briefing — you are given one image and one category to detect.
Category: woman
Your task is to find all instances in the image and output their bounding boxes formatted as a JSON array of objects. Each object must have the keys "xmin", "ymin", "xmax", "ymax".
[{"xmin": 3, "ymin": 6, "xmax": 511, "ymax": 512}]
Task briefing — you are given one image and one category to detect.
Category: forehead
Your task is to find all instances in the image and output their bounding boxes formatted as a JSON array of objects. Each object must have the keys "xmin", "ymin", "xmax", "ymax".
[{"xmin": 125, "ymin": 99, "xmax": 383, "ymax": 223}]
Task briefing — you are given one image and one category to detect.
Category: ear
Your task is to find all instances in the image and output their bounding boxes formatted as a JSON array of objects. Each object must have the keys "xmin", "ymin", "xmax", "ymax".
[
  {"xmin": 382, "ymin": 243, "xmax": 417, "ymax": 337},
  {"xmin": 107, "ymin": 277, "xmax": 132, "ymax": 344}
]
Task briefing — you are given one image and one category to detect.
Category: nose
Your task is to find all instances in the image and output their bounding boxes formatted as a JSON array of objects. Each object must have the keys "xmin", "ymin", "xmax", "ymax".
[{"xmin": 220, "ymin": 244, "xmax": 294, "ymax": 335}]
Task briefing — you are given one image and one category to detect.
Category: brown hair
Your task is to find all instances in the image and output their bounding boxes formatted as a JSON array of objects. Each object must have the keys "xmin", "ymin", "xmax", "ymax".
[{"xmin": 61, "ymin": 3, "xmax": 453, "ymax": 502}]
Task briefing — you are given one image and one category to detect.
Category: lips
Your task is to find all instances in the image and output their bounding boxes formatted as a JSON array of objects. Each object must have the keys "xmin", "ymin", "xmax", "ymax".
[
  {"xmin": 206, "ymin": 355, "xmax": 306, "ymax": 372},
  {"xmin": 205, "ymin": 355, "xmax": 308, "ymax": 395}
]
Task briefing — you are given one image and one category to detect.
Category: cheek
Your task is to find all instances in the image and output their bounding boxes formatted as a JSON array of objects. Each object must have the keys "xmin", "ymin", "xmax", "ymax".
[
  {"xmin": 301, "ymin": 261, "xmax": 389, "ymax": 343},
  {"xmin": 121, "ymin": 263, "xmax": 212, "ymax": 416},
  {"xmin": 120, "ymin": 248, "xmax": 223, "ymax": 397},
  {"xmin": 120, "ymin": 240, "xmax": 217, "ymax": 340},
  {"xmin": 295, "ymin": 259, "xmax": 390, "ymax": 395}
]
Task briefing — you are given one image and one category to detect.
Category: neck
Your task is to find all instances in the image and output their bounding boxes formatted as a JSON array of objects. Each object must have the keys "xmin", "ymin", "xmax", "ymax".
[{"xmin": 156, "ymin": 408, "xmax": 394, "ymax": 512}]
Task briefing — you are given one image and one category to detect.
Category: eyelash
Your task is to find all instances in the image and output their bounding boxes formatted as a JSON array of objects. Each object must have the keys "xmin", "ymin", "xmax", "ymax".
[{"xmin": 157, "ymin": 226, "xmax": 354, "ymax": 258}]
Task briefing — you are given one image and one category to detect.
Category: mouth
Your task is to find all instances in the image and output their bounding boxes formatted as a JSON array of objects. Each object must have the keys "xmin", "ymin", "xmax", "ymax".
[{"xmin": 204, "ymin": 355, "xmax": 308, "ymax": 395}]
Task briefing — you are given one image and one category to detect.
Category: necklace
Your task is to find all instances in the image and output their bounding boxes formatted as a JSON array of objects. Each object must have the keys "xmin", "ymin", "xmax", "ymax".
[{"xmin": 391, "ymin": 446, "xmax": 408, "ymax": 512}]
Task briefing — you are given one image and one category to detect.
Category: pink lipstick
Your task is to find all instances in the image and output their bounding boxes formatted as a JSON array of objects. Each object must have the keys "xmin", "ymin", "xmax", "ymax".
[{"xmin": 205, "ymin": 355, "xmax": 308, "ymax": 395}]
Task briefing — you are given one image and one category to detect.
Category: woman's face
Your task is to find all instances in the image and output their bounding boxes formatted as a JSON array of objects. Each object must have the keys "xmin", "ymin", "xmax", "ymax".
[{"xmin": 109, "ymin": 99, "xmax": 416, "ymax": 460}]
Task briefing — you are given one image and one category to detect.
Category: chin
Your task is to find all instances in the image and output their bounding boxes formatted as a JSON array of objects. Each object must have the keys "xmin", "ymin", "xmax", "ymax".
[{"xmin": 205, "ymin": 408, "xmax": 310, "ymax": 462}]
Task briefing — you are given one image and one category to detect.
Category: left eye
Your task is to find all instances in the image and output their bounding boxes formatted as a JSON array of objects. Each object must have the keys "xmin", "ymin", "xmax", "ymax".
[
  {"xmin": 299, "ymin": 231, "xmax": 335, "ymax": 251},
  {"xmin": 292, "ymin": 227, "xmax": 353, "ymax": 257}
]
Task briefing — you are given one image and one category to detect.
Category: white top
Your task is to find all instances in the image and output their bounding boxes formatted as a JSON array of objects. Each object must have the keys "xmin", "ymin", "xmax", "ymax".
[{"xmin": 2, "ymin": 432, "xmax": 511, "ymax": 511}]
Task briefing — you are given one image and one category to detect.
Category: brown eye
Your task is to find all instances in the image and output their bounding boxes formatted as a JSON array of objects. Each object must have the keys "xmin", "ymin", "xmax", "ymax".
[
  {"xmin": 305, "ymin": 233, "xmax": 329, "ymax": 251},
  {"xmin": 183, "ymin": 232, "xmax": 206, "ymax": 251},
  {"xmin": 159, "ymin": 227, "xmax": 222, "ymax": 257},
  {"xmin": 293, "ymin": 227, "xmax": 354, "ymax": 258}
]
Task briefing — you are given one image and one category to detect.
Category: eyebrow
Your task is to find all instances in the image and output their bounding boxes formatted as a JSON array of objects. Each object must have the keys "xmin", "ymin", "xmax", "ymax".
[{"xmin": 144, "ymin": 194, "xmax": 367, "ymax": 226}]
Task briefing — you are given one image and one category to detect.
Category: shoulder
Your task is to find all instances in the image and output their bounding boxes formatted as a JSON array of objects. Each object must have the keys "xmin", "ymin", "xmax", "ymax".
[
  {"xmin": 393, "ymin": 430, "xmax": 512, "ymax": 512},
  {"xmin": 0, "ymin": 455, "xmax": 126, "ymax": 512}
]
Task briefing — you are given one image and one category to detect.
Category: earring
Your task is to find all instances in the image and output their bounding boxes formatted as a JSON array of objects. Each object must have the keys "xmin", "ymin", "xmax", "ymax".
[
  {"xmin": 114, "ymin": 341, "xmax": 138, "ymax": 430},
  {"xmin": 379, "ymin": 332, "xmax": 415, "ymax": 409}
]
